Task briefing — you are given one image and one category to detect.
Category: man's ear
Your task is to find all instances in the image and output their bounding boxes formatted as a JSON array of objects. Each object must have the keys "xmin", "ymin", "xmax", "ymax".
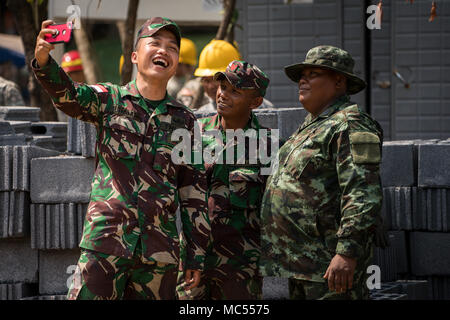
[
  {"xmin": 336, "ymin": 73, "xmax": 347, "ymax": 89},
  {"xmin": 249, "ymin": 96, "xmax": 263, "ymax": 110},
  {"xmin": 131, "ymin": 51, "xmax": 138, "ymax": 65}
]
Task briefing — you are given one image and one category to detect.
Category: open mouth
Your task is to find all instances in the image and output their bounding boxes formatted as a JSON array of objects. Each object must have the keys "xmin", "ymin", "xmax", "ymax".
[{"xmin": 152, "ymin": 57, "xmax": 168, "ymax": 68}]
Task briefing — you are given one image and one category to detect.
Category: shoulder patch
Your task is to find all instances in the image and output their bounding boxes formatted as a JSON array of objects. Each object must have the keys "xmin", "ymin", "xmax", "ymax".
[
  {"xmin": 89, "ymin": 84, "xmax": 108, "ymax": 93},
  {"xmin": 349, "ymin": 131, "xmax": 381, "ymax": 164}
]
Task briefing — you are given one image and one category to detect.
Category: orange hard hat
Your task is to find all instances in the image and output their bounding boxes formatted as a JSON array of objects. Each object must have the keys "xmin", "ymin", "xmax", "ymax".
[{"xmin": 61, "ymin": 50, "xmax": 83, "ymax": 73}]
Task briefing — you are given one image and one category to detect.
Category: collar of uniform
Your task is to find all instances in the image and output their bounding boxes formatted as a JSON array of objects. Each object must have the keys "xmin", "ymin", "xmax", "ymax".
[
  {"xmin": 302, "ymin": 94, "xmax": 350, "ymax": 127},
  {"xmin": 213, "ymin": 112, "xmax": 260, "ymax": 132},
  {"xmin": 119, "ymin": 79, "xmax": 184, "ymax": 115}
]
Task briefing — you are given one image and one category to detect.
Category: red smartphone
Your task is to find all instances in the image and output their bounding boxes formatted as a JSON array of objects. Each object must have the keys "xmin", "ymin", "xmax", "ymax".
[{"xmin": 44, "ymin": 23, "xmax": 72, "ymax": 44}]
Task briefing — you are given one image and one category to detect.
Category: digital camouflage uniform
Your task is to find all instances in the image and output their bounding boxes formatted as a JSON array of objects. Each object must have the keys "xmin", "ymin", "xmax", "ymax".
[
  {"xmin": 178, "ymin": 61, "xmax": 271, "ymax": 300},
  {"xmin": 32, "ymin": 17, "xmax": 210, "ymax": 300},
  {"xmin": 260, "ymin": 46, "xmax": 383, "ymax": 300},
  {"xmin": 0, "ymin": 76, "xmax": 25, "ymax": 106}
]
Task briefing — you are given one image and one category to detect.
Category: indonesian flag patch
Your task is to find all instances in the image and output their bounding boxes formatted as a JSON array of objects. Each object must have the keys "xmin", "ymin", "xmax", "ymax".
[{"xmin": 89, "ymin": 84, "xmax": 108, "ymax": 93}]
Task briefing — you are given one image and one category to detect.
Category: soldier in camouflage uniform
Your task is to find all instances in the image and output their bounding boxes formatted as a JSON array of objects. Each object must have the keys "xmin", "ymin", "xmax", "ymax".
[
  {"xmin": 0, "ymin": 75, "xmax": 25, "ymax": 106},
  {"xmin": 260, "ymin": 46, "xmax": 383, "ymax": 300},
  {"xmin": 178, "ymin": 60, "xmax": 271, "ymax": 300},
  {"xmin": 33, "ymin": 18, "xmax": 210, "ymax": 300}
]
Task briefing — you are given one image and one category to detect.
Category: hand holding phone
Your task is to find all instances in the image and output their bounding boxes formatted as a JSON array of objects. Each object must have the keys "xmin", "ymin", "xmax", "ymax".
[
  {"xmin": 44, "ymin": 23, "xmax": 73, "ymax": 44},
  {"xmin": 35, "ymin": 20, "xmax": 68, "ymax": 68}
]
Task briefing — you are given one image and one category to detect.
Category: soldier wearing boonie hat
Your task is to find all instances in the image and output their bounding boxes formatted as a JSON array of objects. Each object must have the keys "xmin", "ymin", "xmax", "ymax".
[
  {"xmin": 259, "ymin": 45, "xmax": 385, "ymax": 300},
  {"xmin": 33, "ymin": 17, "xmax": 210, "ymax": 300},
  {"xmin": 177, "ymin": 60, "xmax": 272, "ymax": 300}
]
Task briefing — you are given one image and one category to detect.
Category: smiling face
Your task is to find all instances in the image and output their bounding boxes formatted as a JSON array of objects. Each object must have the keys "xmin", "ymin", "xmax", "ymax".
[
  {"xmin": 298, "ymin": 67, "xmax": 347, "ymax": 117},
  {"xmin": 216, "ymin": 79, "xmax": 262, "ymax": 120},
  {"xmin": 131, "ymin": 29, "xmax": 179, "ymax": 82}
]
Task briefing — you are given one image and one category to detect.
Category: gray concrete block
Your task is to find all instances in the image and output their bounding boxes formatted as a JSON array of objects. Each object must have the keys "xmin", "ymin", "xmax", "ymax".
[
  {"xmin": 373, "ymin": 231, "xmax": 408, "ymax": 281},
  {"xmin": 381, "ymin": 142, "xmax": 415, "ymax": 187},
  {"xmin": 0, "ymin": 134, "xmax": 26, "ymax": 146},
  {"xmin": 7, "ymin": 191, "xmax": 30, "ymax": 238},
  {"xmin": 0, "ymin": 192, "xmax": 8, "ymax": 238},
  {"xmin": 426, "ymin": 189, "xmax": 442, "ymax": 231},
  {"xmin": 30, "ymin": 122, "xmax": 67, "ymax": 138},
  {"xmin": 418, "ymin": 144, "xmax": 450, "ymax": 187},
  {"xmin": 30, "ymin": 203, "xmax": 45, "ymax": 249},
  {"xmin": 12, "ymin": 146, "xmax": 62, "ymax": 192},
  {"xmin": 370, "ymin": 292, "xmax": 408, "ymax": 300},
  {"xmin": 0, "ymin": 238, "xmax": 38, "ymax": 282},
  {"xmin": 262, "ymin": 277, "xmax": 289, "ymax": 300},
  {"xmin": 67, "ymin": 117, "xmax": 81, "ymax": 154},
  {"xmin": 393, "ymin": 187, "xmax": 413, "ymax": 230},
  {"xmin": 381, "ymin": 188, "xmax": 393, "ymax": 230},
  {"xmin": 30, "ymin": 156, "xmax": 95, "ymax": 203},
  {"xmin": 0, "ymin": 121, "xmax": 14, "ymax": 135},
  {"xmin": 77, "ymin": 203, "xmax": 87, "ymax": 243},
  {"xmin": 46, "ymin": 204, "xmax": 60, "ymax": 249},
  {"xmin": 395, "ymin": 280, "xmax": 431, "ymax": 300},
  {"xmin": 80, "ymin": 121, "xmax": 96, "ymax": 158},
  {"xmin": 410, "ymin": 232, "xmax": 450, "ymax": 276},
  {"xmin": 29, "ymin": 135, "xmax": 67, "ymax": 152},
  {"xmin": 7, "ymin": 121, "xmax": 32, "ymax": 135},
  {"xmin": 61, "ymin": 203, "xmax": 78, "ymax": 250},
  {"xmin": 38, "ymin": 249, "xmax": 80, "ymax": 294},
  {"xmin": 0, "ymin": 283, "xmax": 38, "ymax": 300},
  {"xmin": 0, "ymin": 107, "xmax": 40, "ymax": 122},
  {"xmin": 0, "ymin": 146, "xmax": 13, "ymax": 191}
]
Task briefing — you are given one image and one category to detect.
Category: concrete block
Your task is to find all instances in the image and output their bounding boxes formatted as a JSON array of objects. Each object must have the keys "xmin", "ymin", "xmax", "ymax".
[
  {"xmin": 370, "ymin": 292, "xmax": 408, "ymax": 300},
  {"xmin": 0, "ymin": 107, "xmax": 40, "ymax": 122},
  {"xmin": 373, "ymin": 231, "xmax": 408, "ymax": 281},
  {"xmin": 30, "ymin": 156, "xmax": 95, "ymax": 203},
  {"xmin": 60, "ymin": 203, "xmax": 78, "ymax": 250},
  {"xmin": 393, "ymin": 187, "xmax": 413, "ymax": 230},
  {"xmin": 410, "ymin": 232, "xmax": 450, "ymax": 276},
  {"xmin": 381, "ymin": 142, "xmax": 415, "ymax": 187},
  {"xmin": 30, "ymin": 122, "xmax": 67, "ymax": 138},
  {"xmin": 30, "ymin": 203, "xmax": 46, "ymax": 249},
  {"xmin": 262, "ymin": 277, "xmax": 289, "ymax": 300},
  {"xmin": 0, "ymin": 238, "xmax": 38, "ymax": 282},
  {"xmin": 38, "ymin": 249, "xmax": 80, "ymax": 294},
  {"xmin": 0, "ymin": 134, "xmax": 26, "ymax": 146},
  {"xmin": 426, "ymin": 189, "xmax": 442, "ymax": 231},
  {"xmin": 46, "ymin": 204, "xmax": 60, "ymax": 249},
  {"xmin": 0, "ymin": 283, "xmax": 38, "ymax": 300},
  {"xmin": 427, "ymin": 276, "xmax": 450, "ymax": 300},
  {"xmin": 412, "ymin": 187, "xmax": 427, "ymax": 230},
  {"xmin": 0, "ymin": 121, "xmax": 14, "ymax": 135},
  {"xmin": 67, "ymin": 117, "xmax": 79, "ymax": 154},
  {"xmin": 7, "ymin": 121, "xmax": 32, "ymax": 135},
  {"xmin": 418, "ymin": 144, "xmax": 450, "ymax": 187},
  {"xmin": 7, "ymin": 191, "xmax": 30, "ymax": 238},
  {"xmin": 0, "ymin": 146, "xmax": 13, "ymax": 191},
  {"xmin": 381, "ymin": 188, "xmax": 393, "ymax": 230},
  {"xmin": 0, "ymin": 192, "xmax": 8, "ymax": 238},
  {"xmin": 395, "ymin": 280, "xmax": 431, "ymax": 300},
  {"xmin": 80, "ymin": 121, "xmax": 96, "ymax": 158},
  {"xmin": 12, "ymin": 146, "xmax": 62, "ymax": 192},
  {"xmin": 77, "ymin": 203, "xmax": 88, "ymax": 243}
]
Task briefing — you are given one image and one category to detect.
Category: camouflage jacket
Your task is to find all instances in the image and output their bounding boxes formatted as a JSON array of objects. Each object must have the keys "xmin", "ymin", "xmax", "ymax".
[
  {"xmin": 32, "ymin": 57, "xmax": 210, "ymax": 270},
  {"xmin": 198, "ymin": 113, "xmax": 269, "ymax": 261},
  {"xmin": 260, "ymin": 95, "xmax": 383, "ymax": 282}
]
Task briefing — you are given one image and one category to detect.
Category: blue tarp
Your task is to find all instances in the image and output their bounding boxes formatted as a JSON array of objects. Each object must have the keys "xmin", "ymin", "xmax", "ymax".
[{"xmin": 0, "ymin": 46, "xmax": 25, "ymax": 68}]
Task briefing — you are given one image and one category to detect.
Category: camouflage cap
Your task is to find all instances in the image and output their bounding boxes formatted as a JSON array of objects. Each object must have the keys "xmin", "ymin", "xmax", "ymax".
[
  {"xmin": 214, "ymin": 60, "xmax": 270, "ymax": 97},
  {"xmin": 135, "ymin": 17, "xmax": 181, "ymax": 48},
  {"xmin": 284, "ymin": 45, "xmax": 366, "ymax": 94}
]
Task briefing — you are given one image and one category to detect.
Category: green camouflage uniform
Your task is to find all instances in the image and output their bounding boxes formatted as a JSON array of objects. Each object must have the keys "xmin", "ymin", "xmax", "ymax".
[
  {"xmin": 32, "ymin": 17, "xmax": 210, "ymax": 300},
  {"xmin": 260, "ymin": 46, "xmax": 383, "ymax": 300},
  {"xmin": 178, "ymin": 60, "xmax": 271, "ymax": 300}
]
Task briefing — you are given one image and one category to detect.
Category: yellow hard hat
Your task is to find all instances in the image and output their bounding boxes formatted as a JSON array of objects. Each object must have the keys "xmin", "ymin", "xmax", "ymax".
[
  {"xmin": 194, "ymin": 40, "xmax": 241, "ymax": 77},
  {"xmin": 179, "ymin": 38, "xmax": 197, "ymax": 66},
  {"xmin": 119, "ymin": 54, "xmax": 124, "ymax": 75}
]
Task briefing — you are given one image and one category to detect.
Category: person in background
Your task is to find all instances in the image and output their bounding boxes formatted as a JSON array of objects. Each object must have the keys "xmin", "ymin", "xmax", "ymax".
[
  {"xmin": 61, "ymin": 50, "xmax": 86, "ymax": 83},
  {"xmin": 167, "ymin": 37, "xmax": 197, "ymax": 98}
]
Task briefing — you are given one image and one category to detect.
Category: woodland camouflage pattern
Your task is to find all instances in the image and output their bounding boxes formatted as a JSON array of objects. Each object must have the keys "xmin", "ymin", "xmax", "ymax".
[
  {"xmin": 260, "ymin": 95, "xmax": 383, "ymax": 287},
  {"xmin": 32, "ymin": 56, "xmax": 210, "ymax": 270},
  {"xmin": 178, "ymin": 113, "xmax": 269, "ymax": 300},
  {"xmin": 214, "ymin": 60, "xmax": 270, "ymax": 97},
  {"xmin": 135, "ymin": 17, "xmax": 181, "ymax": 48}
]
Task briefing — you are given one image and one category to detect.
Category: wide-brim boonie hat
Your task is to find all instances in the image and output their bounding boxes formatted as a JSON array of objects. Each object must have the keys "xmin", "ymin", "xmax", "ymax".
[{"xmin": 284, "ymin": 45, "xmax": 366, "ymax": 95}]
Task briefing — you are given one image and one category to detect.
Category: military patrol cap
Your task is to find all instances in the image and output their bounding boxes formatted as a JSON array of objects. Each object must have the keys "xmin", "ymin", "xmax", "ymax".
[
  {"xmin": 284, "ymin": 45, "xmax": 366, "ymax": 94},
  {"xmin": 135, "ymin": 17, "xmax": 181, "ymax": 48},
  {"xmin": 214, "ymin": 60, "xmax": 270, "ymax": 97}
]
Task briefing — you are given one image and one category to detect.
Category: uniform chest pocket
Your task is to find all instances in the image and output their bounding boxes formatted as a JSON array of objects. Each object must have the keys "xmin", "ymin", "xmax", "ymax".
[
  {"xmin": 284, "ymin": 141, "xmax": 322, "ymax": 180},
  {"xmin": 229, "ymin": 167, "xmax": 264, "ymax": 210},
  {"xmin": 102, "ymin": 114, "xmax": 145, "ymax": 160},
  {"xmin": 153, "ymin": 122, "xmax": 184, "ymax": 176}
]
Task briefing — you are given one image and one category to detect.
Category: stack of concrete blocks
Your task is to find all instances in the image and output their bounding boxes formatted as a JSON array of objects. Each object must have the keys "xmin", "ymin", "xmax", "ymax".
[
  {"xmin": 29, "ymin": 155, "xmax": 95, "ymax": 297},
  {"xmin": 0, "ymin": 106, "xmax": 67, "ymax": 152},
  {"xmin": 375, "ymin": 140, "xmax": 450, "ymax": 300},
  {"xmin": 1, "ymin": 115, "xmax": 64, "ymax": 299}
]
